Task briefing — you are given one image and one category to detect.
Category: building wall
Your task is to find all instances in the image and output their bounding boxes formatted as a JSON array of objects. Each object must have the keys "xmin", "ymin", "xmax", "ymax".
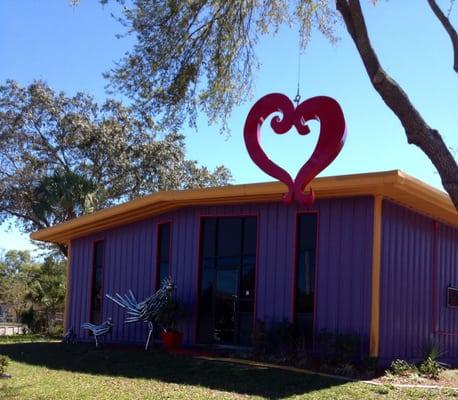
[
  {"xmin": 435, "ymin": 220, "xmax": 458, "ymax": 361},
  {"xmin": 379, "ymin": 201, "xmax": 458, "ymax": 363},
  {"xmin": 67, "ymin": 196, "xmax": 374, "ymax": 347}
]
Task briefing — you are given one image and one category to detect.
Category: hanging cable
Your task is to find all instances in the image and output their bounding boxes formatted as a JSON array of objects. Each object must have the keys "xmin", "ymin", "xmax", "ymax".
[
  {"xmin": 294, "ymin": 33, "xmax": 301, "ymax": 106},
  {"xmin": 448, "ymin": 0, "xmax": 456, "ymax": 18}
]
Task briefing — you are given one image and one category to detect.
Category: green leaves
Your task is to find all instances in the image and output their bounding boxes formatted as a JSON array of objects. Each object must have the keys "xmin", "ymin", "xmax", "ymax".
[
  {"xmin": 0, "ymin": 80, "xmax": 232, "ymax": 253},
  {"xmin": 106, "ymin": 0, "xmax": 338, "ymax": 133},
  {"xmin": 0, "ymin": 250, "xmax": 66, "ymax": 331},
  {"xmin": 32, "ymin": 171, "xmax": 100, "ymax": 223},
  {"xmin": 0, "ymin": 250, "xmax": 37, "ymax": 322}
]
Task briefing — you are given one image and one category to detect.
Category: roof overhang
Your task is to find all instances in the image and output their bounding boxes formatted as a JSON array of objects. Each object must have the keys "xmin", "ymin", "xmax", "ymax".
[{"xmin": 30, "ymin": 170, "xmax": 458, "ymax": 244}]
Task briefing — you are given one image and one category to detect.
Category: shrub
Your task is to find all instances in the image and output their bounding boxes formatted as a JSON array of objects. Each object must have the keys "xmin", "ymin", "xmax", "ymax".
[
  {"xmin": 47, "ymin": 324, "xmax": 64, "ymax": 337},
  {"xmin": 361, "ymin": 356, "xmax": 379, "ymax": 372},
  {"xmin": 20, "ymin": 307, "xmax": 47, "ymax": 333},
  {"xmin": 418, "ymin": 357, "xmax": 443, "ymax": 380},
  {"xmin": 272, "ymin": 320, "xmax": 296, "ymax": 356},
  {"xmin": 252, "ymin": 320, "xmax": 269, "ymax": 357},
  {"xmin": 334, "ymin": 362, "xmax": 358, "ymax": 378},
  {"xmin": 0, "ymin": 356, "xmax": 9, "ymax": 375},
  {"xmin": 156, "ymin": 298, "xmax": 187, "ymax": 332},
  {"xmin": 252, "ymin": 324, "xmax": 374, "ymax": 376},
  {"xmin": 315, "ymin": 330, "xmax": 362, "ymax": 365},
  {"xmin": 422, "ymin": 342, "xmax": 445, "ymax": 362},
  {"xmin": 269, "ymin": 320, "xmax": 303, "ymax": 359},
  {"xmin": 388, "ymin": 352, "xmax": 446, "ymax": 381},
  {"xmin": 389, "ymin": 359, "xmax": 416, "ymax": 377},
  {"xmin": 359, "ymin": 356, "xmax": 379, "ymax": 379},
  {"xmin": 417, "ymin": 342, "xmax": 447, "ymax": 379}
]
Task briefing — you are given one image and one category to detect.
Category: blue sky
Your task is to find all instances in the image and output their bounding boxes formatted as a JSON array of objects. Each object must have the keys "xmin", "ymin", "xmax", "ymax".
[{"xmin": 0, "ymin": 0, "xmax": 457, "ymax": 252}]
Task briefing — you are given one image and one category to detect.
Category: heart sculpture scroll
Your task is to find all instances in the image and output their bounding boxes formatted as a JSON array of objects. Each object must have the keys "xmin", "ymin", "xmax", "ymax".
[{"xmin": 243, "ymin": 93, "xmax": 346, "ymax": 204}]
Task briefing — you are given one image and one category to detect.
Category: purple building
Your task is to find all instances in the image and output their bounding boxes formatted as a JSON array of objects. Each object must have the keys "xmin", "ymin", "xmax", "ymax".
[{"xmin": 31, "ymin": 170, "xmax": 458, "ymax": 364}]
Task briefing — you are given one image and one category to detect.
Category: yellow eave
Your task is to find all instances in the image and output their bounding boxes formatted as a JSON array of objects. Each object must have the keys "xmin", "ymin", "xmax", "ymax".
[{"xmin": 30, "ymin": 170, "xmax": 458, "ymax": 244}]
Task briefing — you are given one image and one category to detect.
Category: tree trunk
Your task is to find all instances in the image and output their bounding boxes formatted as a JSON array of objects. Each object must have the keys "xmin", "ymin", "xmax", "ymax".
[{"xmin": 335, "ymin": 0, "xmax": 458, "ymax": 210}]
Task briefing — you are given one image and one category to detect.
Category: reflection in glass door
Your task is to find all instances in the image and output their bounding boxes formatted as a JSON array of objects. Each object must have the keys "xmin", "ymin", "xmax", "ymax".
[
  {"xmin": 214, "ymin": 269, "xmax": 238, "ymax": 343},
  {"xmin": 198, "ymin": 216, "xmax": 257, "ymax": 346}
]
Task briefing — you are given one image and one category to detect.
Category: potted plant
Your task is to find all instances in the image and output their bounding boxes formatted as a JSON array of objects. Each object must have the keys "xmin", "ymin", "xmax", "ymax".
[{"xmin": 157, "ymin": 297, "xmax": 186, "ymax": 351}]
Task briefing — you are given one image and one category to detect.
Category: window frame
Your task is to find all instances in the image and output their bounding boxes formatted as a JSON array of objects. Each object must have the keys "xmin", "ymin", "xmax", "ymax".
[
  {"xmin": 292, "ymin": 211, "xmax": 319, "ymax": 324},
  {"xmin": 155, "ymin": 221, "xmax": 172, "ymax": 290},
  {"xmin": 447, "ymin": 286, "xmax": 458, "ymax": 309},
  {"xmin": 89, "ymin": 239, "xmax": 105, "ymax": 324},
  {"xmin": 194, "ymin": 214, "xmax": 259, "ymax": 345}
]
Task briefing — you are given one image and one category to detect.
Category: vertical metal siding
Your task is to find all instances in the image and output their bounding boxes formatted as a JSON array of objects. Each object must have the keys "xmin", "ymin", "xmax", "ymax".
[
  {"xmin": 379, "ymin": 201, "xmax": 434, "ymax": 361},
  {"xmin": 379, "ymin": 201, "xmax": 458, "ymax": 363},
  {"xmin": 67, "ymin": 197, "xmax": 374, "ymax": 347},
  {"xmin": 436, "ymin": 223, "xmax": 458, "ymax": 360},
  {"xmin": 68, "ymin": 233, "xmax": 103, "ymax": 341},
  {"xmin": 312, "ymin": 197, "xmax": 373, "ymax": 347}
]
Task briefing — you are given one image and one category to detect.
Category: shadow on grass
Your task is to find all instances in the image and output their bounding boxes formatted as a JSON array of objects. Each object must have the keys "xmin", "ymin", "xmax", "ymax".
[{"xmin": 0, "ymin": 341, "xmax": 347, "ymax": 399}]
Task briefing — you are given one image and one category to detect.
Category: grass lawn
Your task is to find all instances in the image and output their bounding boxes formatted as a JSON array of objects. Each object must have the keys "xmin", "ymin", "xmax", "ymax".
[{"xmin": 0, "ymin": 336, "xmax": 456, "ymax": 400}]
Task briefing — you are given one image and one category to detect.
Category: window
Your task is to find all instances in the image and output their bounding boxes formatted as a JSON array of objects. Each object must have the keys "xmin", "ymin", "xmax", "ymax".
[
  {"xmin": 295, "ymin": 214, "xmax": 317, "ymax": 335},
  {"xmin": 448, "ymin": 286, "xmax": 458, "ymax": 308},
  {"xmin": 90, "ymin": 241, "xmax": 104, "ymax": 324},
  {"xmin": 156, "ymin": 223, "xmax": 171, "ymax": 289}
]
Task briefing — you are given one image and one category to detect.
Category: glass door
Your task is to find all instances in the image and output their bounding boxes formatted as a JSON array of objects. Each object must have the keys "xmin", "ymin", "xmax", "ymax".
[
  {"xmin": 214, "ymin": 269, "xmax": 238, "ymax": 343},
  {"xmin": 198, "ymin": 216, "xmax": 257, "ymax": 346}
]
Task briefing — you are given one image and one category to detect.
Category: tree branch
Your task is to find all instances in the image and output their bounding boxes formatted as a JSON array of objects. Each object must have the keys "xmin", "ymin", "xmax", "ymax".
[
  {"xmin": 32, "ymin": 120, "xmax": 69, "ymax": 171},
  {"xmin": 336, "ymin": 0, "xmax": 458, "ymax": 209},
  {"xmin": 0, "ymin": 208, "xmax": 47, "ymax": 229},
  {"xmin": 427, "ymin": 0, "xmax": 458, "ymax": 73}
]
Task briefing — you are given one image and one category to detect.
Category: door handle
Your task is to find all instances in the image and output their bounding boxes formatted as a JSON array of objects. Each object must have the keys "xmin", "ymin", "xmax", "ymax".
[{"xmin": 232, "ymin": 295, "xmax": 238, "ymax": 313}]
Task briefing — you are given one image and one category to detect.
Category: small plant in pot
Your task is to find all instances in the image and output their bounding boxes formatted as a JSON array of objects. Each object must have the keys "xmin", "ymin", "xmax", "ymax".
[{"xmin": 157, "ymin": 297, "xmax": 187, "ymax": 351}]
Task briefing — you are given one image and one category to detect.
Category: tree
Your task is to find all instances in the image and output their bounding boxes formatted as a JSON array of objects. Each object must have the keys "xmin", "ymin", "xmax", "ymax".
[
  {"xmin": 27, "ymin": 256, "xmax": 66, "ymax": 331},
  {"xmin": 336, "ymin": 0, "xmax": 458, "ymax": 208},
  {"xmin": 0, "ymin": 250, "xmax": 35, "ymax": 322},
  {"xmin": 104, "ymin": 0, "xmax": 458, "ymax": 209},
  {"xmin": 0, "ymin": 250, "xmax": 32, "ymax": 276},
  {"xmin": 0, "ymin": 80, "xmax": 232, "ymax": 256},
  {"xmin": 0, "ymin": 250, "xmax": 67, "ymax": 330}
]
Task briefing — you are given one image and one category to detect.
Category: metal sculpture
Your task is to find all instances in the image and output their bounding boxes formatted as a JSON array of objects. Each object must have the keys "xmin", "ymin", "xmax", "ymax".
[
  {"xmin": 62, "ymin": 328, "xmax": 76, "ymax": 344},
  {"xmin": 81, "ymin": 318, "xmax": 113, "ymax": 348},
  {"xmin": 106, "ymin": 277, "xmax": 175, "ymax": 350},
  {"xmin": 244, "ymin": 93, "xmax": 346, "ymax": 204}
]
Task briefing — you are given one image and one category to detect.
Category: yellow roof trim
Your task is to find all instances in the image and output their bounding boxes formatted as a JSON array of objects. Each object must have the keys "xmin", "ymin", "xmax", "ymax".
[{"xmin": 30, "ymin": 170, "xmax": 458, "ymax": 244}]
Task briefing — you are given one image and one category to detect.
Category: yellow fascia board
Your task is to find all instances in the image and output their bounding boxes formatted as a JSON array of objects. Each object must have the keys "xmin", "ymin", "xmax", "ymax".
[{"xmin": 30, "ymin": 170, "xmax": 457, "ymax": 244}]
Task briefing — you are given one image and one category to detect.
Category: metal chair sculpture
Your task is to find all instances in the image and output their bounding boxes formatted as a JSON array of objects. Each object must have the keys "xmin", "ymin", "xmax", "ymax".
[
  {"xmin": 81, "ymin": 318, "xmax": 113, "ymax": 348},
  {"xmin": 62, "ymin": 328, "xmax": 76, "ymax": 344},
  {"xmin": 106, "ymin": 277, "xmax": 175, "ymax": 350}
]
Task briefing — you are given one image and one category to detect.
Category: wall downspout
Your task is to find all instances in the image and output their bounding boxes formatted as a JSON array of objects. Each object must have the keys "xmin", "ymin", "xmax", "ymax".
[{"xmin": 370, "ymin": 195, "xmax": 383, "ymax": 357}]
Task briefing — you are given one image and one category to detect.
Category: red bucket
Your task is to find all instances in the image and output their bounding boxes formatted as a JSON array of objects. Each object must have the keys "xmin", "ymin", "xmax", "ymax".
[{"xmin": 161, "ymin": 331, "xmax": 183, "ymax": 351}]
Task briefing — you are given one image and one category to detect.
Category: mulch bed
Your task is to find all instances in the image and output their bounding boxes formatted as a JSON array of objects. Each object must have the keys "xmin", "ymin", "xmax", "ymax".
[{"xmin": 373, "ymin": 370, "xmax": 458, "ymax": 389}]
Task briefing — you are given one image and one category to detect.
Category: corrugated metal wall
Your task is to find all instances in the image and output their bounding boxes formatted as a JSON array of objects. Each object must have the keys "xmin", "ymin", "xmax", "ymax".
[
  {"xmin": 435, "ymin": 221, "xmax": 458, "ymax": 360},
  {"xmin": 313, "ymin": 197, "xmax": 373, "ymax": 341},
  {"xmin": 67, "ymin": 196, "xmax": 374, "ymax": 347},
  {"xmin": 379, "ymin": 200, "xmax": 458, "ymax": 362}
]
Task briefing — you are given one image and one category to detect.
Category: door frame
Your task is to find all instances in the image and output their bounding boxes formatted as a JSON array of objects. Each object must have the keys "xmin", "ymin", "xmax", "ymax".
[{"xmin": 194, "ymin": 213, "xmax": 259, "ymax": 345}]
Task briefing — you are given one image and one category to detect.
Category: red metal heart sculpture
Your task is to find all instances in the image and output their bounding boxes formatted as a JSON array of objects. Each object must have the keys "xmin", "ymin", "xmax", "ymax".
[{"xmin": 244, "ymin": 93, "xmax": 346, "ymax": 204}]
